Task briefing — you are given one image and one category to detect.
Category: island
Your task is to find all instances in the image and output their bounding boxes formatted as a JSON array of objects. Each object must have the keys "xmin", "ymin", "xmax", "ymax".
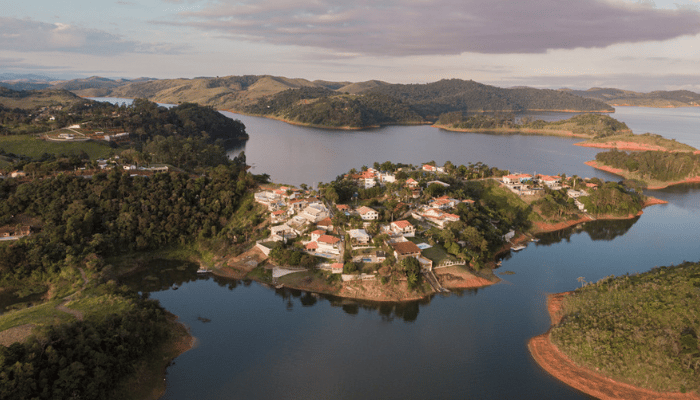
[
  {"xmin": 586, "ymin": 150, "xmax": 700, "ymax": 189},
  {"xmin": 529, "ymin": 261, "xmax": 700, "ymax": 399},
  {"xmin": 206, "ymin": 160, "xmax": 666, "ymax": 302}
]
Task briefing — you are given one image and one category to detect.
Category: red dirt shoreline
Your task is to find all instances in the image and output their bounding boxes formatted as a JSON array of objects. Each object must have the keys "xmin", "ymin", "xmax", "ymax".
[
  {"xmin": 528, "ymin": 293, "xmax": 700, "ymax": 400},
  {"xmin": 586, "ymin": 160, "xmax": 700, "ymax": 189}
]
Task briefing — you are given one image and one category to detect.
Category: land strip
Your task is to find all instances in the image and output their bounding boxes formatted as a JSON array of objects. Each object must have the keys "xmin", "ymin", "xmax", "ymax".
[{"xmin": 528, "ymin": 293, "xmax": 700, "ymax": 400}]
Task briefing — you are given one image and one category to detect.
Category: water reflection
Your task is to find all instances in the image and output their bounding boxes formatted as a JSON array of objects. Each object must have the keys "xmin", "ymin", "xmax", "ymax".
[{"xmin": 537, "ymin": 217, "xmax": 639, "ymax": 245}]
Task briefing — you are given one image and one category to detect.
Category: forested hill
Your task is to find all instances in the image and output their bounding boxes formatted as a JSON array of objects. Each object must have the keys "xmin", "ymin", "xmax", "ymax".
[
  {"xmin": 367, "ymin": 79, "xmax": 614, "ymax": 117},
  {"xmin": 561, "ymin": 87, "xmax": 700, "ymax": 107},
  {"xmin": 0, "ymin": 87, "xmax": 87, "ymax": 109},
  {"xmin": 39, "ymin": 75, "xmax": 613, "ymax": 127}
]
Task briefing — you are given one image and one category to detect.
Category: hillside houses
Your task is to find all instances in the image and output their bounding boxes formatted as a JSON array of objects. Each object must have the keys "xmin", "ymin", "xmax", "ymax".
[{"xmin": 390, "ymin": 220, "xmax": 415, "ymax": 237}]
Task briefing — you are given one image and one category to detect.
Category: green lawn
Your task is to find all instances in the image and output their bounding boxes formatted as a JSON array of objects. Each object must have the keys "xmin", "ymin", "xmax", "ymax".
[
  {"xmin": 0, "ymin": 300, "xmax": 74, "ymax": 331},
  {"xmin": 0, "ymin": 134, "xmax": 113, "ymax": 159}
]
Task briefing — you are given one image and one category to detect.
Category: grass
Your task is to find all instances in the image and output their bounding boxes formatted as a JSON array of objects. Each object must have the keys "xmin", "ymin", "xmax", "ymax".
[
  {"xmin": 0, "ymin": 134, "xmax": 113, "ymax": 159},
  {"xmin": 0, "ymin": 300, "xmax": 74, "ymax": 331},
  {"xmin": 66, "ymin": 294, "xmax": 136, "ymax": 321},
  {"xmin": 551, "ymin": 261, "xmax": 700, "ymax": 394},
  {"xmin": 582, "ymin": 133, "xmax": 697, "ymax": 152}
]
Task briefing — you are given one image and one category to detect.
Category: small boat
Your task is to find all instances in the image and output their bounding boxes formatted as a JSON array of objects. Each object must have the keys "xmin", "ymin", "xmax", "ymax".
[
  {"xmin": 171, "ymin": 284, "xmax": 179, "ymax": 290},
  {"xmin": 197, "ymin": 267, "xmax": 210, "ymax": 274},
  {"xmin": 275, "ymin": 284, "xmax": 284, "ymax": 289},
  {"xmin": 511, "ymin": 244, "xmax": 526, "ymax": 251},
  {"xmin": 530, "ymin": 238, "xmax": 540, "ymax": 242}
]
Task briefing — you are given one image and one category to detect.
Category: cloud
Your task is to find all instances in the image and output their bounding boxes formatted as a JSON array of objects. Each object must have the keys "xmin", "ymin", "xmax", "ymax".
[
  {"xmin": 0, "ymin": 17, "xmax": 186, "ymax": 56},
  {"xmin": 156, "ymin": 0, "xmax": 700, "ymax": 56}
]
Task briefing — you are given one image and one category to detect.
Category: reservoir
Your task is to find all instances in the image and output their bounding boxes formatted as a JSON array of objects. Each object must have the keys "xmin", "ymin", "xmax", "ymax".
[{"xmin": 93, "ymin": 98, "xmax": 700, "ymax": 399}]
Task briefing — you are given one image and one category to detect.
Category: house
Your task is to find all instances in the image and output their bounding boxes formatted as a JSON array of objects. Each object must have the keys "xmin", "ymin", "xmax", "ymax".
[
  {"xmin": 270, "ymin": 224, "xmax": 297, "ymax": 242},
  {"xmin": 271, "ymin": 210, "xmax": 287, "ymax": 223},
  {"xmin": 331, "ymin": 263, "xmax": 344, "ymax": 274},
  {"xmin": 567, "ymin": 189, "xmax": 587, "ymax": 199},
  {"xmin": 316, "ymin": 217, "xmax": 333, "ymax": 231},
  {"xmin": 422, "ymin": 164, "xmax": 437, "ymax": 172},
  {"xmin": 405, "ymin": 178, "xmax": 419, "ymax": 188},
  {"xmin": 503, "ymin": 174, "xmax": 533, "ymax": 184},
  {"xmin": 348, "ymin": 229, "xmax": 371, "ymax": 245},
  {"xmin": 379, "ymin": 173, "xmax": 396, "ymax": 183},
  {"xmin": 390, "ymin": 241, "xmax": 422, "ymax": 261},
  {"xmin": 422, "ymin": 208, "xmax": 460, "ymax": 227},
  {"xmin": 288, "ymin": 198, "xmax": 310, "ymax": 213},
  {"xmin": 390, "ymin": 220, "xmax": 415, "ymax": 237},
  {"xmin": 429, "ymin": 195, "xmax": 458, "ymax": 210},
  {"xmin": 538, "ymin": 174, "xmax": 561, "ymax": 188},
  {"xmin": 301, "ymin": 203, "xmax": 329, "ymax": 223},
  {"xmin": 357, "ymin": 206, "xmax": 379, "ymax": 220},
  {"xmin": 310, "ymin": 229, "xmax": 325, "ymax": 242},
  {"xmin": 317, "ymin": 235, "xmax": 341, "ymax": 254}
]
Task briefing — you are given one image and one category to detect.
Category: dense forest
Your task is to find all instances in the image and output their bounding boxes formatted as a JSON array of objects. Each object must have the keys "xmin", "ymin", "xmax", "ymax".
[
  {"xmin": 595, "ymin": 150, "xmax": 700, "ymax": 182},
  {"xmin": 240, "ymin": 78, "xmax": 613, "ymax": 128},
  {"xmin": 551, "ymin": 261, "xmax": 700, "ymax": 393},
  {"xmin": 436, "ymin": 113, "xmax": 630, "ymax": 138},
  {"xmin": 0, "ymin": 158, "xmax": 265, "ymax": 397},
  {"xmin": 0, "ymin": 160, "xmax": 253, "ymax": 279},
  {"xmin": 0, "ymin": 289, "xmax": 172, "ymax": 400},
  {"xmin": 246, "ymin": 88, "xmax": 424, "ymax": 127}
]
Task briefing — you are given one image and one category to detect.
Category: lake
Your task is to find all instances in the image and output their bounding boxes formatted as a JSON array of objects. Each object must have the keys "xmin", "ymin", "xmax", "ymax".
[{"xmin": 105, "ymin": 103, "xmax": 699, "ymax": 399}]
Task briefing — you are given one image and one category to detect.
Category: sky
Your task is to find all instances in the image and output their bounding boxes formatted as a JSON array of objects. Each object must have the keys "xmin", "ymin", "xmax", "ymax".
[{"xmin": 2, "ymin": 0, "xmax": 700, "ymax": 91}]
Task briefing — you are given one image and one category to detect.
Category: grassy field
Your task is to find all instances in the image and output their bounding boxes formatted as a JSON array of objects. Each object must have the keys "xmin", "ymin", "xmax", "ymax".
[
  {"xmin": 580, "ymin": 133, "xmax": 697, "ymax": 152},
  {"xmin": 0, "ymin": 300, "xmax": 75, "ymax": 331},
  {"xmin": 0, "ymin": 134, "xmax": 113, "ymax": 159},
  {"xmin": 551, "ymin": 261, "xmax": 700, "ymax": 394}
]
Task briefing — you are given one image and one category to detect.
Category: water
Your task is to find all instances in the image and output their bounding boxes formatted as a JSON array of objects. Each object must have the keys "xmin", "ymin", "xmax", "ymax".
[
  {"xmin": 88, "ymin": 98, "xmax": 700, "ymax": 398},
  {"xmin": 222, "ymin": 107, "xmax": 700, "ymax": 187}
]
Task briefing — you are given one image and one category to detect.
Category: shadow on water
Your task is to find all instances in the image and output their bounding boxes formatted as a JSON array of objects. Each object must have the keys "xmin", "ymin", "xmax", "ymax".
[{"xmin": 536, "ymin": 216, "xmax": 640, "ymax": 245}]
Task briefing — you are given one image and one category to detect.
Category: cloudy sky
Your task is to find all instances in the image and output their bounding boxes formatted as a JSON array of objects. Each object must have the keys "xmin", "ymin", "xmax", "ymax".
[{"xmin": 2, "ymin": 0, "xmax": 700, "ymax": 91}]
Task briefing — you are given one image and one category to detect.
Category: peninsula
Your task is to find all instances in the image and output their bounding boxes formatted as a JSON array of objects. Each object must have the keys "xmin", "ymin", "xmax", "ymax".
[
  {"xmin": 207, "ymin": 161, "xmax": 666, "ymax": 302},
  {"xmin": 587, "ymin": 150, "xmax": 700, "ymax": 189},
  {"xmin": 529, "ymin": 261, "xmax": 700, "ymax": 399}
]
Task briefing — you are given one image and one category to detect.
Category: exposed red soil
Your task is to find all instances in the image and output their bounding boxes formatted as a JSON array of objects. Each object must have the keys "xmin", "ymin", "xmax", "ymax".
[
  {"xmin": 528, "ymin": 293, "xmax": 700, "ymax": 400},
  {"xmin": 586, "ymin": 160, "xmax": 700, "ymax": 189},
  {"xmin": 575, "ymin": 141, "xmax": 677, "ymax": 152},
  {"xmin": 585, "ymin": 160, "xmax": 625, "ymax": 175},
  {"xmin": 533, "ymin": 216, "xmax": 593, "ymax": 233}
]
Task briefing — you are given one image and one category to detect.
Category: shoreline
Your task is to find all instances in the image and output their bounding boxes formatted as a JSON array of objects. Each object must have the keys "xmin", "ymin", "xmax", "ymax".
[
  {"xmin": 528, "ymin": 292, "xmax": 700, "ymax": 400},
  {"xmin": 432, "ymin": 124, "xmax": 590, "ymax": 138},
  {"xmin": 585, "ymin": 160, "xmax": 700, "ymax": 189},
  {"xmin": 574, "ymin": 141, "xmax": 699, "ymax": 153}
]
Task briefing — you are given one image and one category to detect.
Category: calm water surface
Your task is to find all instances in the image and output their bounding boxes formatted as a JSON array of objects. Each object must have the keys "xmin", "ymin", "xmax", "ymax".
[{"xmin": 91, "ymin": 98, "xmax": 699, "ymax": 399}]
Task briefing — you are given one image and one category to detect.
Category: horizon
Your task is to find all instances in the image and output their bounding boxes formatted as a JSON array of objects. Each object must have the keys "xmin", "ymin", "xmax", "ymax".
[{"xmin": 3, "ymin": 0, "xmax": 700, "ymax": 92}]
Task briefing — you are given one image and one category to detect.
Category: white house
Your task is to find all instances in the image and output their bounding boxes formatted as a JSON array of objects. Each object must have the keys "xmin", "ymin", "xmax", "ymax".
[
  {"xmin": 357, "ymin": 206, "xmax": 379, "ymax": 220},
  {"xmin": 317, "ymin": 235, "xmax": 341, "ymax": 254},
  {"xmin": 390, "ymin": 220, "xmax": 415, "ymax": 237},
  {"xmin": 301, "ymin": 203, "xmax": 329, "ymax": 223},
  {"xmin": 422, "ymin": 208, "xmax": 460, "ymax": 227},
  {"xmin": 348, "ymin": 229, "xmax": 371, "ymax": 245}
]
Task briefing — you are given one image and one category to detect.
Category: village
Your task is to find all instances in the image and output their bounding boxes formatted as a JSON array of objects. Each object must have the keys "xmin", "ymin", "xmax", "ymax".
[{"xmin": 249, "ymin": 161, "xmax": 603, "ymax": 297}]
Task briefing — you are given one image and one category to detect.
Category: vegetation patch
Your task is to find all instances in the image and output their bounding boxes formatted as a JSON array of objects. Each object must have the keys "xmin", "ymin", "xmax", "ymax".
[{"xmin": 551, "ymin": 261, "xmax": 700, "ymax": 394}]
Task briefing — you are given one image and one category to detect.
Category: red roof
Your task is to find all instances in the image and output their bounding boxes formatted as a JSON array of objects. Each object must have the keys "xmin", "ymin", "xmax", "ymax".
[
  {"xmin": 357, "ymin": 206, "xmax": 375, "ymax": 215},
  {"xmin": 318, "ymin": 235, "xmax": 340, "ymax": 245},
  {"xmin": 391, "ymin": 241, "xmax": 421, "ymax": 255},
  {"xmin": 306, "ymin": 242, "xmax": 318, "ymax": 250},
  {"xmin": 392, "ymin": 220, "xmax": 412, "ymax": 229},
  {"xmin": 317, "ymin": 217, "xmax": 332, "ymax": 226},
  {"xmin": 272, "ymin": 210, "xmax": 285, "ymax": 215},
  {"xmin": 331, "ymin": 263, "xmax": 343, "ymax": 270},
  {"xmin": 311, "ymin": 229, "xmax": 325, "ymax": 236}
]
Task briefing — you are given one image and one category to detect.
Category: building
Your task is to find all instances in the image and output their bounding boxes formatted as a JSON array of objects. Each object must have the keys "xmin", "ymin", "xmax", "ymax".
[
  {"xmin": 316, "ymin": 217, "xmax": 333, "ymax": 231},
  {"xmin": 301, "ymin": 203, "xmax": 329, "ymax": 223},
  {"xmin": 390, "ymin": 241, "xmax": 422, "ymax": 261},
  {"xmin": 357, "ymin": 206, "xmax": 379, "ymax": 220},
  {"xmin": 317, "ymin": 235, "xmax": 341, "ymax": 254},
  {"xmin": 390, "ymin": 220, "xmax": 415, "ymax": 237},
  {"xmin": 331, "ymin": 263, "xmax": 344, "ymax": 274},
  {"xmin": 422, "ymin": 208, "xmax": 460, "ymax": 227},
  {"xmin": 422, "ymin": 164, "xmax": 437, "ymax": 172},
  {"xmin": 348, "ymin": 229, "xmax": 371, "ymax": 245}
]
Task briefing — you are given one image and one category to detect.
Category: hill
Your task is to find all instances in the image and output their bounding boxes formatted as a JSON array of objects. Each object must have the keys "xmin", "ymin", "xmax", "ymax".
[
  {"xmin": 549, "ymin": 261, "xmax": 700, "ymax": 395},
  {"xmin": 561, "ymin": 87, "xmax": 700, "ymax": 107},
  {"xmin": 59, "ymin": 75, "xmax": 613, "ymax": 127},
  {"xmin": 0, "ymin": 87, "xmax": 88, "ymax": 109}
]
